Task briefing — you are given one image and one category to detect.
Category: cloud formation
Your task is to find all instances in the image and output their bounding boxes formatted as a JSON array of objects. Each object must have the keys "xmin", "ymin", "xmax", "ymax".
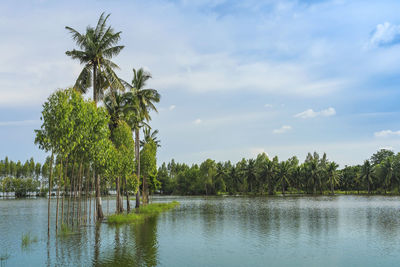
[
  {"xmin": 273, "ymin": 125, "xmax": 292, "ymax": 134},
  {"xmin": 294, "ymin": 107, "xmax": 336, "ymax": 119},
  {"xmin": 169, "ymin": 105, "xmax": 176, "ymax": 111},
  {"xmin": 369, "ymin": 22, "xmax": 400, "ymax": 47},
  {"xmin": 374, "ymin": 130, "xmax": 400, "ymax": 137}
]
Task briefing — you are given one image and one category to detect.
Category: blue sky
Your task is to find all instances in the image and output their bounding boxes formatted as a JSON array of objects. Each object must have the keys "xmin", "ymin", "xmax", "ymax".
[{"xmin": 1, "ymin": 0, "xmax": 400, "ymax": 166}]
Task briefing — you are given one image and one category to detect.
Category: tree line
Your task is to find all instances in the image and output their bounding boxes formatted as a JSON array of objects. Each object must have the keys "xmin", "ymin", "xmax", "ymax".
[{"xmin": 157, "ymin": 149, "xmax": 400, "ymax": 196}]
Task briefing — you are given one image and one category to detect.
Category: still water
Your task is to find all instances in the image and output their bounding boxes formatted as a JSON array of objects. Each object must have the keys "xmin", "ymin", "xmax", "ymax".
[{"xmin": 1, "ymin": 195, "xmax": 400, "ymax": 266}]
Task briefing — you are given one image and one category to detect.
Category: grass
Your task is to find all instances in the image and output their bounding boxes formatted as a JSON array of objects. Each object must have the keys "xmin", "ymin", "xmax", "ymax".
[
  {"xmin": 58, "ymin": 224, "xmax": 75, "ymax": 237},
  {"xmin": 107, "ymin": 201, "xmax": 179, "ymax": 225},
  {"xmin": 21, "ymin": 232, "xmax": 38, "ymax": 248}
]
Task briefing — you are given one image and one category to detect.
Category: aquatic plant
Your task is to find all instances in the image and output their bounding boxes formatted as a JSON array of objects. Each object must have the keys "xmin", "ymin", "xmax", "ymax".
[
  {"xmin": 21, "ymin": 232, "xmax": 38, "ymax": 248},
  {"xmin": 107, "ymin": 201, "xmax": 179, "ymax": 225}
]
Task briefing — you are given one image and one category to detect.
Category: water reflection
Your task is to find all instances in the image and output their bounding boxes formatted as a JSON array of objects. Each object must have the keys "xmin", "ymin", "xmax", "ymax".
[
  {"xmin": 3, "ymin": 196, "xmax": 400, "ymax": 266},
  {"xmin": 94, "ymin": 216, "xmax": 158, "ymax": 267}
]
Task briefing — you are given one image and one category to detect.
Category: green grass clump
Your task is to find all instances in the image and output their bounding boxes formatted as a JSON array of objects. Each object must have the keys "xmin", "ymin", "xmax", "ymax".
[
  {"xmin": 107, "ymin": 201, "xmax": 179, "ymax": 225},
  {"xmin": 58, "ymin": 224, "xmax": 75, "ymax": 237},
  {"xmin": 21, "ymin": 232, "xmax": 38, "ymax": 248}
]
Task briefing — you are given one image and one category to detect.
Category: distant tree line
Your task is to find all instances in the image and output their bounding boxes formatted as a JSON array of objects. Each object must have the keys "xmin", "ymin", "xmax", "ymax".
[
  {"xmin": 157, "ymin": 149, "xmax": 400, "ymax": 196},
  {"xmin": 0, "ymin": 157, "xmax": 45, "ymax": 197}
]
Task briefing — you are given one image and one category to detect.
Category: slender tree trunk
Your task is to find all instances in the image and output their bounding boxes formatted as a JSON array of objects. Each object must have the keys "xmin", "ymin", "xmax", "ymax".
[
  {"xmin": 135, "ymin": 128, "xmax": 141, "ymax": 208},
  {"xmin": 96, "ymin": 174, "xmax": 104, "ymax": 220},
  {"xmin": 143, "ymin": 175, "xmax": 148, "ymax": 205},
  {"xmin": 56, "ymin": 159, "xmax": 63, "ymax": 232},
  {"xmin": 93, "ymin": 63, "xmax": 104, "ymax": 220},
  {"xmin": 72, "ymin": 162, "xmax": 78, "ymax": 226},
  {"xmin": 116, "ymin": 177, "xmax": 121, "ymax": 213},
  {"xmin": 367, "ymin": 178, "xmax": 370, "ymax": 195},
  {"xmin": 89, "ymin": 167, "xmax": 92, "ymax": 224},
  {"xmin": 47, "ymin": 152, "xmax": 54, "ymax": 236},
  {"xmin": 282, "ymin": 179, "xmax": 285, "ymax": 195},
  {"xmin": 85, "ymin": 167, "xmax": 89, "ymax": 224},
  {"xmin": 77, "ymin": 162, "xmax": 83, "ymax": 225},
  {"xmin": 124, "ymin": 176, "xmax": 130, "ymax": 213},
  {"xmin": 61, "ymin": 157, "xmax": 68, "ymax": 225},
  {"xmin": 68, "ymin": 160, "xmax": 76, "ymax": 226}
]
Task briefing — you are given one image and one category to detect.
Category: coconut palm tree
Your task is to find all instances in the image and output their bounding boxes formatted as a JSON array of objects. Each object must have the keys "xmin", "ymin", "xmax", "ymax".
[
  {"xmin": 65, "ymin": 12, "xmax": 125, "ymax": 103},
  {"xmin": 124, "ymin": 68, "xmax": 160, "ymax": 208},
  {"xmin": 277, "ymin": 161, "xmax": 290, "ymax": 195},
  {"xmin": 65, "ymin": 13, "xmax": 125, "ymax": 220},
  {"xmin": 140, "ymin": 128, "xmax": 161, "ymax": 148},
  {"xmin": 379, "ymin": 157, "xmax": 394, "ymax": 194},
  {"xmin": 360, "ymin": 160, "xmax": 373, "ymax": 194},
  {"xmin": 327, "ymin": 162, "xmax": 339, "ymax": 195}
]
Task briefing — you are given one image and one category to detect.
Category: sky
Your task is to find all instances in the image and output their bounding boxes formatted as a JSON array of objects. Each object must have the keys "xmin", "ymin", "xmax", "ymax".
[{"xmin": 1, "ymin": 0, "xmax": 400, "ymax": 167}]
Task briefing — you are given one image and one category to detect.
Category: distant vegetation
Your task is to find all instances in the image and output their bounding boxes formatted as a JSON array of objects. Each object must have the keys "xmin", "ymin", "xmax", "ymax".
[{"xmin": 157, "ymin": 149, "xmax": 400, "ymax": 196}]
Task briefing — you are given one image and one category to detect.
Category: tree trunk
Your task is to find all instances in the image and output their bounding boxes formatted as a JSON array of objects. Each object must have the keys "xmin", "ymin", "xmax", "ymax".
[
  {"xmin": 47, "ymin": 152, "xmax": 54, "ymax": 236},
  {"xmin": 67, "ymin": 159, "xmax": 75, "ymax": 226},
  {"xmin": 143, "ymin": 175, "xmax": 148, "ymax": 205},
  {"xmin": 116, "ymin": 176, "xmax": 121, "ymax": 213},
  {"xmin": 124, "ymin": 176, "xmax": 130, "ymax": 213},
  {"xmin": 331, "ymin": 179, "xmax": 334, "ymax": 195},
  {"xmin": 61, "ymin": 157, "xmax": 68, "ymax": 225},
  {"xmin": 367, "ymin": 178, "xmax": 370, "ymax": 195},
  {"xmin": 93, "ymin": 63, "xmax": 104, "ymax": 220},
  {"xmin": 96, "ymin": 174, "xmax": 104, "ymax": 220},
  {"xmin": 77, "ymin": 162, "xmax": 83, "ymax": 225},
  {"xmin": 85, "ymin": 167, "xmax": 89, "ymax": 224},
  {"xmin": 56, "ymin": 159, "xmax": 63, "ymax": 232},
  {"xmin": 135, "ymin": 128, "xmax": 141, "ymax": 208}
]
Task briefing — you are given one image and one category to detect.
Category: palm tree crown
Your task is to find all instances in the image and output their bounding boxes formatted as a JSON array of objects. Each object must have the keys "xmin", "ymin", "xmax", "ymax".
[{"xmin": 65, "ymin": 12, "xmax": 125, "ymax": 103}]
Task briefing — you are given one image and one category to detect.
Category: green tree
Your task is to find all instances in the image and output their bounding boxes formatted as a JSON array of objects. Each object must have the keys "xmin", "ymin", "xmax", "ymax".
[
  {"xmin": 327, "ymin": 162, "xmax": 339, "ymax": 195},
  {"xmin": 360, "ymin": 160, "xmax": 373, "ymax": 194},
  {"xmin": 125, "ymin": 68, "xmax": 160, "ymax": 208}
]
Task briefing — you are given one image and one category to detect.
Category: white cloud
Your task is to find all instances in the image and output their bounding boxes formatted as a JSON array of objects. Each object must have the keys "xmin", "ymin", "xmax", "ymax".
[
  {"xmin": 369, "ymin": 22, "xmax": 400, "ymax": 48},
  {"xmin": 249, "ymin": 147, "xmax": 270, "ymax": 158},
  {"xmin": 294, "ymin": 107, "xmax": 336, "ymax": 119},
  {"xmin": 273, "ymin": 125, "xmax": 292, "ymax": 134},
  {"xmin": 169, "ymin": 105, "xmax": 176, "ymax": 111},
  {"xmin": 264, "ymin": 104, "xmax": 273, "ymax": 108},
  {"xmin": 374, "ymin": 130, "xmax": 400, "ymax": 138},
  {"xmin": 193, "ymin": 118, "xmax": 202, "ymax": 125}
]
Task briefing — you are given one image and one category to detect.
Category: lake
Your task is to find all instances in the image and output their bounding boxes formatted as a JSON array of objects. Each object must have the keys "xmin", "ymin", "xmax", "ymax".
[{"xmin": 1, "ymin": 195, "xmax": 400, "ymax": 266}]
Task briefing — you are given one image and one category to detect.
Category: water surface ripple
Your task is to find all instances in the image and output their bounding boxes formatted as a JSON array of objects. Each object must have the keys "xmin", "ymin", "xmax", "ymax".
[{"xmin": 1, "ymin": 195, "xmax": 400, "ymax": 266}]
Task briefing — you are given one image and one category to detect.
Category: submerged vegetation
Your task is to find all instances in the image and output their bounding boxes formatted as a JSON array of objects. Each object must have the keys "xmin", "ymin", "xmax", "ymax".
[
  {"xmin": 21, "ymin": 232, "xmax": 38, "ymax": 248},
  {"xmin": 107, "ymin": 201, "xmax": 179, "ymax": 225}
]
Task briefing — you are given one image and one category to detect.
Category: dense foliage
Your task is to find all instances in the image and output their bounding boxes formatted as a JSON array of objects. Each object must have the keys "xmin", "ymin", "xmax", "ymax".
[{"xmin": 157, "ymin": 149, "xmax": 400, "ymax": 195}]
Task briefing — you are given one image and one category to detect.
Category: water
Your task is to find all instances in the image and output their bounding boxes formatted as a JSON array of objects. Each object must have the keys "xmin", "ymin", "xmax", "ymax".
[{"xmin": 1, "ymin": 195, "xmax": 400, "ymax": 266}]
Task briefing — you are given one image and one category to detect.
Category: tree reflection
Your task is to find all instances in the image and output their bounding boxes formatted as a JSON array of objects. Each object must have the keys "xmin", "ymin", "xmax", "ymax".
[{"xmin": 94, "ymin": 216, "xmax": 158, "ymax": 267}]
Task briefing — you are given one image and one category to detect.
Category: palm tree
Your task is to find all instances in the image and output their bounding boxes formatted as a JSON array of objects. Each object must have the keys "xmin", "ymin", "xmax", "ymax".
[
  {"xmin": 360, "ymin": 160, "xmax": 373, "ymax": 194},
  {"xmin": 140, "ymin": 128, "xmax": 161, "ymax": 148},
  {"xmin": 65, "ymin": 12, "xmax": 125, "ymax": 103},
  {"xmin": 327, "ymin": 162, "xmax": 339, "ymax": 195},
  {"xmin": 277, "ymin": 161, "xmax": 290, "ymax": 195},
  {"xmin": 245, "ymin": 159, "xmax": 257, "ymax": 193},
  {"xmin": 125, "ymin": 68, "xmax": 160, "ymax": 208},
  {"xmin": 65, "ymin": 13, "xmax": 125, "ymax": 220},
  {"xmin": 379, "ymin": 157, "xmax": 394, "ymax": 194},
  {"xmin": 103, "ymin": 91, "xmax": 133, "ymax": 213}
]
